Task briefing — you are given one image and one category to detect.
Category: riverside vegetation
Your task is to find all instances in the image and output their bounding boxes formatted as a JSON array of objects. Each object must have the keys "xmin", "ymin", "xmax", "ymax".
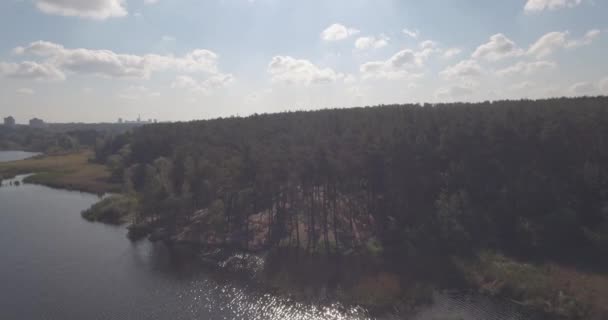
[
  {"xmin": 6, "ymin": 96, "xmax": 608, "ymax": 318},
  {"xmin": 0, "ymin": 151, "xmax": 119, "ymax": 194}
]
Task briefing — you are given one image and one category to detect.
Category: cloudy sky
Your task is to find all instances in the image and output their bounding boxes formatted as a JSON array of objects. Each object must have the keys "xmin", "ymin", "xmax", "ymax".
[{"xmin": 1, "ymin": 0, "xmax": 607, "ymax": 123}]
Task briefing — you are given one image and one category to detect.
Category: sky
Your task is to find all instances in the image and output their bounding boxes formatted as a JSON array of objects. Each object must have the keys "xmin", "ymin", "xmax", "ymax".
[{"xmin": 0, "ymin": 0, "xmax": 607, "ymax": 123}]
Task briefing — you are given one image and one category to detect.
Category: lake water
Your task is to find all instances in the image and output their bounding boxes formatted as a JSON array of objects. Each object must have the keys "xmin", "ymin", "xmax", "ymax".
[
  {"xmin": 0, "ymin": 150, "xmax": 40, "ymax": 162},
  {"xmin": 0, "ymin": 152, "xmax": 538, "ymax": 320}
]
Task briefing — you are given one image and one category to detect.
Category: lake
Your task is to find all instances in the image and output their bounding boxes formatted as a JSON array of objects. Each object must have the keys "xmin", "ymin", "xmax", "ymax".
[
  {"xmin": 0, "ymin": 150, "xmax": 40, "ymax": 162},
  {"xmin": 0, "ymin": 152, "xmax": 538, "ymax": 320}
]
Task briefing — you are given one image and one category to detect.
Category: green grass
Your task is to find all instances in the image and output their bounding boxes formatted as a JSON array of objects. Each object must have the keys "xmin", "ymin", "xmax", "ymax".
[
  {"xmin": 81, "ymin": 195, "xmax": 138, "ymax": 225},
  {"xmin": 0, "ymin": 150, "xmax": 119, "ymax": 194},
  {"xmin": 455, "ymin": 251, "xmax": 608, "ymax": 319}
]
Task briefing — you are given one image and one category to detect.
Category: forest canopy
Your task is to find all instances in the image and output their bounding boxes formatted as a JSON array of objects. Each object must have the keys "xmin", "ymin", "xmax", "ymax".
[{"xmin": 95, "ymin": 96, "xmax": 608, "ymax": 267}]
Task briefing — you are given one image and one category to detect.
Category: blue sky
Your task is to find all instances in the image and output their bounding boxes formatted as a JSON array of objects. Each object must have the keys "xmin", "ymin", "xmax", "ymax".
[{"xmin": 1, "ymin": 0, "xmax": 607, "ymax": 123}]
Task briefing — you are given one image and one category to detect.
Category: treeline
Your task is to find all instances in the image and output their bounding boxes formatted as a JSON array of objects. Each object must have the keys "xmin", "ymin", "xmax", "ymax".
[
  {"xmin": 0, "ymin": 125, "xmax": 79, "ymax": 152},
  {"xmin": 96, "ymin": 97, "xmax": 608, "ymax": 266},
  {"xmin": 0, "ymin": 124, "xmax": 134, "ymax": 154}
]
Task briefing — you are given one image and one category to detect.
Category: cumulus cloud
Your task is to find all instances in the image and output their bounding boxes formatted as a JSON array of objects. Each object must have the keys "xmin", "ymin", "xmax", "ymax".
[
  {"xmin": 320, "ymin": 24, "xmax": 360, "ymax": 41},
  {"xmin": 268, "ymin": 56, "xmax": 343, "ymax": 85},
  {"xmin": 416, "ymin": 40, "xmax": 441, "ymax": 60},
  {"xmin": 496, "ymin": 60, "xmax": 556, "ymax": 77},
  {"xmin": 0, "ymin": 61, "xmax": 65, "ymax": 81},
  {"xmin": 355, "ymin": 35, "xmax": 389, "ymax": 50},
  {"xmin": 359, "ymin": 49, "xmax": 426, "ymax": 80},
  {"xmin": 403, "ymin": 29, "xmax": 420, "ymax": 39},
  {"xmin": 527, "ymin": 30, "xmax": 600, "ymax": 58},
  {"xmin": 35, "ymin": 0, "xmax": 128, "ymax": 20},
  {"xmin": 472, "ymin": 34, "xmax": 523, "ymax": 61},
  {"xmin": 524, "ymin": 0, "xmax": 582, "ymax": 13},
  {"xmin": 440, "ymin": 59, "xmax": 483, "ymax": 80},
  {"xmin": 10, "ymin": 41, "xmax": 229, "ymax": 81},
  {"xmin": 443, "ymin": 48, "xmax": 462, "ymax": 59}
]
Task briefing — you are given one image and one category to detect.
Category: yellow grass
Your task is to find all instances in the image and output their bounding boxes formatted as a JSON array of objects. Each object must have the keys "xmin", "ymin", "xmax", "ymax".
[{"xmin": 0, "ymin": 150, "xmax": 120, "ymax": 194}]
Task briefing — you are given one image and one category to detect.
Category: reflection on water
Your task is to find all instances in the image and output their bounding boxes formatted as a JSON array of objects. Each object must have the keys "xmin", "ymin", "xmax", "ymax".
[{"xmin": 0, "ymin": 174, "xmax": 539, "ymax": 320}]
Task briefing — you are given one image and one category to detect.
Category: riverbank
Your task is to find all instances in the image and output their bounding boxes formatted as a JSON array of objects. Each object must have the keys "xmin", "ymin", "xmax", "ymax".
[
  {"xmin": 88, "ymin": 196, "xmax": 608, "ymax": 319},
  {"xmin": 456, "ymin": 251, "xmax": 608, "ymax": 320},
  {"xmin": 6, "ymin": 151, "xmax": 605, "ymax": 319},
  {"xmin": 0, "ymin": 150, "xmax": 120, "ymax": 194}
]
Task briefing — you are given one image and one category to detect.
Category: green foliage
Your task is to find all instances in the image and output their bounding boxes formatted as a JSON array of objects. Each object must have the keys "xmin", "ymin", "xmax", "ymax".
[
  {"xmin": 95, "ymin": 97, "xmax": 608, "ymax": 265},
  {"xmin": 81, "ymin": 195, "xmax": 138, "ymax": 225},
  {"xmin": 364, "ymin": 237, "xmax": 384, "ymax": 258},
  {"xmin": 457, "ymin": 251, "xmax": 591, "ymax": 319}
]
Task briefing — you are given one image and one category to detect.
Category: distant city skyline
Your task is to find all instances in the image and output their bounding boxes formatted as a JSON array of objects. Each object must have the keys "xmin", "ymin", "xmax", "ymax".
[{"xmin": 0, "ymin": 0, "xmax": 607, "ymax": 123}]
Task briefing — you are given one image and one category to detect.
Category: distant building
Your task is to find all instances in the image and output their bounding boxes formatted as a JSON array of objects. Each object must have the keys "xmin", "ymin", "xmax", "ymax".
[
  {"xmin": 118, "ymin": 118, "xmax": 123, "ymax": 124},
  {"xmin": 29, "ymin": 118, "xmax": 46, "ymax": 128},
  {"xmin": 3, "ymin": 116, "xmax": 16, "ymax": 127}
]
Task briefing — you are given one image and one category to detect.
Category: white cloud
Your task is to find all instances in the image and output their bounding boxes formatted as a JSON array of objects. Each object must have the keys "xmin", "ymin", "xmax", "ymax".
[
  {"xmin": 528, "ymin": 32, "xmax": 568, "ymax": 58},
  {"xmin": 35, "ymin": 0, "xmax": 128, "ymax": 20},
  {"xmin": 403, "ymin": 29, "xmax": 420, "ymax": 39},
  {"xmin": 524, "ymin": 0, "xmax": 582, "ymax": 13},
  {"xmin": 0, "ymin": 61, "xmax": 65, "ymax": 81},
  {"xmin": 12, "ymin": 41, "xmax": 228, "ymax": 80},
  {"xmin": 268, "ymin": 56, "xmax": 343, "ymax": 85},
  {"xmin": 416, "ymin": 40, "xmax": 441, "ymax": 60},
  {"xmin": 496, "ymin": 60, "xmax": 556, "ymax": 77},
  {"xmin": 320, "ymin": 24, "xmax": 360, "ymax": 41},
  {"xmin": 566, "ymin": 29, "xmax": 601, "ymax": 48},
  {"xmin": 16, "ymin": 88, "xmax": 35, "ymax": 95},
  {"xmin": 360, "ymin": 48, "xmax": 427, "ymax": 80},
  {"xmin": 144, "ymin": 0, "xmax": 159, "ymax": 5},
  {"xmin": 568, "ymin": 81, "xmax": 596, "ymax": 95},
  {"xmin": 343, "ymin": 74, "xmax": 357, "ymax": 84},
  {"xmin": 443, "ymin": 48, "xmax": 462, "ymax": 59},
  {"xmin": 388, "ymin": 49, "xmax": 420, "ymax": 68},
  {"xmin": 355, "ymin": 35, "xmax": 389, "ymax": 50},
  {"xmin": 527, "ymin": 30, "xmax": 600, "ymax": 58},
  {"xmin": 440, "ymin": 59, "xmax": 483, "ymax": 80},
  {"xmin": 472, "ymin": 34, "xmax": 523, "ymax": 61},
  {"xmin": 358, "ymin": 45, "xmax": 437, "ymax": 80},
  {"xmin": 419, "ymin": 40, "xmax": 439, "ymax": 50}
]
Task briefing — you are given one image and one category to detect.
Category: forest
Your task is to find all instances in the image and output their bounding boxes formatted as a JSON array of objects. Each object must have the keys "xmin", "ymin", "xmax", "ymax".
[
  {"xmin": 0, "ymin": 122, "xmax": 140, "ymax": 153},
  {"xmin": 93, "ymin": 96, "xmax": 608, "ymax": 273}
]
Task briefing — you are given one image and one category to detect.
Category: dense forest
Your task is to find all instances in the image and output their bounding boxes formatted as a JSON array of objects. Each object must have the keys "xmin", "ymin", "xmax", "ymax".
[{"xmin": 95, "ymin": 97, "xmax": 608, "ymax": 270}]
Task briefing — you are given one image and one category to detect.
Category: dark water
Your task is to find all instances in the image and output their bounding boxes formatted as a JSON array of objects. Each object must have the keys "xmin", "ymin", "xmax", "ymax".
[
  {"xmin": 0, "ymin": 152, "xmax": 538, "ymax": 319},
  {"xmin": 0, "ymin": 150, "xmax": 40, "ymax": 162}
]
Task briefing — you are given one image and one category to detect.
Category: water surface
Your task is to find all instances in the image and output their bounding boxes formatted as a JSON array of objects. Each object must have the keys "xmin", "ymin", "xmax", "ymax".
[
  {"xmin": 0, "ymin": 150, "xmax": 40, "ymax": 162},
  {"xmin": 0, "ymin": 155, "xmax": 538, "ymax": 319}
]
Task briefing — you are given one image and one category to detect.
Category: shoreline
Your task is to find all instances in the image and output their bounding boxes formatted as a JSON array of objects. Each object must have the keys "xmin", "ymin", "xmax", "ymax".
[
  {"xmin": 0, "ymin": 150, "xmax": 120, "ymax": 194},
  {"xmin": 4, "ymin": 151, "xmax": 607, "ymax": 319}
]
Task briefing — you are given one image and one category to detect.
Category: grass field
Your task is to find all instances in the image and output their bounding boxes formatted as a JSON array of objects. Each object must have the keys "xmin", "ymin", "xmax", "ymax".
[{"xmin": 0, "ymin": 150, "xmax": 120, "ymax": 194}]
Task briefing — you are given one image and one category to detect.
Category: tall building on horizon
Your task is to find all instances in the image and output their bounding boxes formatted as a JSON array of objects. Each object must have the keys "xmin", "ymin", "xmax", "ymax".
[
  {"xmin": 29, "ymin": 118, "xmax": 46, "ymax": 128},
  {"xmin": 3, "ymin": 116, "xmax": 16, "ymax": 127}
]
